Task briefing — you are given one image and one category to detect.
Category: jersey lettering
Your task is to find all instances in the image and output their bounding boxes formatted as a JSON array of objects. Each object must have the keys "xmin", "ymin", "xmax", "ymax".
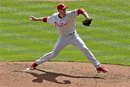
[{"xmin": 54, "ymin": 21, "xmax": 69, "ymax": 27}]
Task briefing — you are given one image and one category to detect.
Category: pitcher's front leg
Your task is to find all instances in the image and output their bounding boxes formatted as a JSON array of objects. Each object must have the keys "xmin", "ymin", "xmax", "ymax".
[{"xmin": 30, "ymin": 37, "xmax": 68, "ymax": 69}]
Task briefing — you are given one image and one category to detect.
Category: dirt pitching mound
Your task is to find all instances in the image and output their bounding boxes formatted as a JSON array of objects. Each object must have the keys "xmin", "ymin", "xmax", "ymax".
[{"xmin": 0, "ymin": 62, "xmax": 130, "ymax": 87}]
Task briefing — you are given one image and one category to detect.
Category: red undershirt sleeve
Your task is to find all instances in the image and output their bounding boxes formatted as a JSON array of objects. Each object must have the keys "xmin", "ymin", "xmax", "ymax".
[
  {"xmin": 77, "ymin": 8, "xmax": 86, "ymax": 16},
  {"xmin": 42, "ymin": 17, "xmax": 47, "ymax": 22}
]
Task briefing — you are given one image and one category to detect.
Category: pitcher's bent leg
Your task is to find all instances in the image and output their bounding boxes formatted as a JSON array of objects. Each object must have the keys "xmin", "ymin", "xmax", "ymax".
[
  {"xmin": 35, "ymin": 51, "xmax": 57, "ymax": 64},
  {"xmin": 35, "ymin": 37, "xmax": 68, "ymax": 65}
]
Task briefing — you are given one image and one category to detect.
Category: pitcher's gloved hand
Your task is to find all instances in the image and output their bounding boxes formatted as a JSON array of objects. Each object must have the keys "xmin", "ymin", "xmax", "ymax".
[{"xmin": 82, "ymin": 18, "xmax": 92, "ymax": 26}]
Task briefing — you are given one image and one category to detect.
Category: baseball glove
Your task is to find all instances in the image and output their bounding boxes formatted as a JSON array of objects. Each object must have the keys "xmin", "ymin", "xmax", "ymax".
[{"xmin": 82, "ymin": 18, "xmax": 92, "ymax": 26}]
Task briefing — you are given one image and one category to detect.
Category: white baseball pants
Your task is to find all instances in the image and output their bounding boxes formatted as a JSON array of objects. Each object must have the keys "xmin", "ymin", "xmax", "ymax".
[{"xmin": 35, "ymin": 32, "xmax": 100, "ymax": 68}]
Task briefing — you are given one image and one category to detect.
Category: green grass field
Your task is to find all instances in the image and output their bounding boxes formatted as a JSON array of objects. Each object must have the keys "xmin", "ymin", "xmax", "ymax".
[{"xmin": 0, "ymin": 0, "xmax": 130, "ymax": 66}]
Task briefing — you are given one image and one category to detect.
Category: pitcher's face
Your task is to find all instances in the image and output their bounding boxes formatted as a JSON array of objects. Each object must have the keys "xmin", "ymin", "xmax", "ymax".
[{"xmin": 58, "ymin": 9, "xmax": 66, "ymax": 17}]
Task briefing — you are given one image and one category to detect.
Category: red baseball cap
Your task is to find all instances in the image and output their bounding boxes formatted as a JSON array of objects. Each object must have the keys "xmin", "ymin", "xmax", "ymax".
[{"xmin": 57, "ymin": 3, "xmax": 68, "ymax": 10}]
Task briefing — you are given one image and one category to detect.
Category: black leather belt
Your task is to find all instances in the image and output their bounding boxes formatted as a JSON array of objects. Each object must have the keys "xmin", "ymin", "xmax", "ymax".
[{"xmin": 68, "ymin": 32, "xmax": 75, "ymax": 36}]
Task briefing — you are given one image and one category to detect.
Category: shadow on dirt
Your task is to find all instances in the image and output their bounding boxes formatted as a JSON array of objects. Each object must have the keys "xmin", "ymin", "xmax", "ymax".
[{"xmin": 16, "ymin": 68, "xmax": 104, "ymax": 84}]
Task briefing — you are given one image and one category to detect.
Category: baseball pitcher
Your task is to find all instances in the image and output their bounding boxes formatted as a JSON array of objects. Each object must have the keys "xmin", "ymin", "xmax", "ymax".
[{"xmin": 27, "ymin": 3, "xmax": 109, "ymax": 73}]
